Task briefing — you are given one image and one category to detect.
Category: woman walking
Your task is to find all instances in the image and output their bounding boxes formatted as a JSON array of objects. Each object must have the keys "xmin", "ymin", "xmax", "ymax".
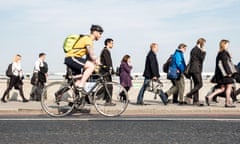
[
  {"xmin": 120, "ymin": 55, "xmax": 133, "ymax": 101},
  {"xmin": 206, "ymin": 39, "xmax": 236, "ymax": 108},
  {"xmin": 1, "ymin": 54, "xmax": 29, "ymax": 103}
]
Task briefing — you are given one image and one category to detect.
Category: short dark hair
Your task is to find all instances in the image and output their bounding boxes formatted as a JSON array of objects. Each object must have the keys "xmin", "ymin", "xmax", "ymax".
[
  {"xmin": 104, "ymin": 38, "xmax": 113, "ymax": 46},
  {"xmin": 90, "ymin": 24, "xmax": 104, "ymax": 33},
  {"xmin": 178, "ymin": 43, "xmax": 187, "ymax": 49},
  {"xmin": 39, "ymin": 53, "xmax": 46, "ymax": 58},
  {"xmin": 16, "ymin": 54, "xmax": 22, "ymax": 57}
]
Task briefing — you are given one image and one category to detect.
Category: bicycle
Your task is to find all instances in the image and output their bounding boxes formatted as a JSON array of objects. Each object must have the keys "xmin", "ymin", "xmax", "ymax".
[{"xmin": 41, "ymin": 65, "xmax": 129, "ymax": 117}]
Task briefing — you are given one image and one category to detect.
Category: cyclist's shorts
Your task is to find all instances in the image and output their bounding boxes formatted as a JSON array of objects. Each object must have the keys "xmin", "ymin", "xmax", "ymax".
[{"xmin": 64, "ymin": 57, "xmax": 87, "ymax": 75}]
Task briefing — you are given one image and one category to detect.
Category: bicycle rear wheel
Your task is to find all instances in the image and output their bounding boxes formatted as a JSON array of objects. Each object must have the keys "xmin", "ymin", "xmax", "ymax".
[
  {"xmin": 94, "ymin": 82, "xmax": 129, "ymax": 117},
  {"xmin": 41, "ymin": 81, "xmax": 75, "ymax": 117}
]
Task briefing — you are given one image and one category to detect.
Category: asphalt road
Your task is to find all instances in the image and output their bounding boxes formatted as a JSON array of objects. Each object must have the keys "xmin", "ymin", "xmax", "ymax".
[{"xmin": 0, "ymin": 115, "xmax": 240, "ymax": 144}]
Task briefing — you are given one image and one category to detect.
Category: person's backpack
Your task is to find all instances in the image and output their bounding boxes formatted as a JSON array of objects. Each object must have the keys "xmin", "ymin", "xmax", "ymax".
[
  {"xmin": 63, "ymin": 34, "xmax": 85, "ymax": 53},
  {"xmin": 163, "ymin": 55, "xmax": 172, "ymax": 73},
  {"xmin": 5, "ymin": 63, "xmax": 13, "ymax": 77}
]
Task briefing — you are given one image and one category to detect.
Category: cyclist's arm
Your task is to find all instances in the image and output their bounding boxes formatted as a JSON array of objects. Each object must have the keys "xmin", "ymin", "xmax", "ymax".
[{"xmin": 86, "ymin": 45, "xmax": 97, "ymax": 62}]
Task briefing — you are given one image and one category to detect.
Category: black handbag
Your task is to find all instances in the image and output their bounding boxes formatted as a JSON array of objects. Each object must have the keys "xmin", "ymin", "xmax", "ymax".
[
  {"xmin": 184, "ymin": 64, "xmax": 191, "ymax": 79},
  {"xmin": 31, "ymin": 73, "xmax": 38, "ymax": 85}
]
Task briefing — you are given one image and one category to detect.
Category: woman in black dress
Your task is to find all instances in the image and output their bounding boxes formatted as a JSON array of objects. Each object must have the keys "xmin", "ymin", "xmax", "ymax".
[{"xmin": 206, "ymin": 39, "xmax": 236, "ymax": 108}]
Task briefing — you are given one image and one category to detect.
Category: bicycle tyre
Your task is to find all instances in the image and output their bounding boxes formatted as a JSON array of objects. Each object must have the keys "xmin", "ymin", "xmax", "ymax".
[
  {"xmin": 94, "ymin": 82, "xmax": 129, "ymax": 117},
  {"xmin": 41, "ymin": 81, "xmax": 75, "ymax": 117}
]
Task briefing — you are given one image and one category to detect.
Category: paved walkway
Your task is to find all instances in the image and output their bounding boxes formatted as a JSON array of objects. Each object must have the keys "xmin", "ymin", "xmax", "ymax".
[
  {"xmin": 1, "ymin": 98, "xmax": 240, "ymax": 115},
  {"xmin": 1, "ymin": 79, "xmax": 240, "ymax": 116}
]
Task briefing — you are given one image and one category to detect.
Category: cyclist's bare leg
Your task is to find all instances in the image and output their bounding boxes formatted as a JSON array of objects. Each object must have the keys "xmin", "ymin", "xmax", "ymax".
[{"xmin": 76, "ymin": 60, "xmax": 95, "ymax": 87}]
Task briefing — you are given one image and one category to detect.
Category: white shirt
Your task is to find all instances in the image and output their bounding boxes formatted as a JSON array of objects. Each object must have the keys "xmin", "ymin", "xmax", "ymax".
[
  {"xmin": 12, "ymin": 61, "xmax": 23, "ymax": 77},
  {"xmin": 33, "ymin": 59, "xmax": 44, "ymax": 73}
]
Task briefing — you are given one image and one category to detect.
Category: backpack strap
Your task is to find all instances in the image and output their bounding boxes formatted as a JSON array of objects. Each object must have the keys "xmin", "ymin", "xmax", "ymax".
[{"xmin": 72, "ymin": 34, "xmax": 86, "ymax": 50}]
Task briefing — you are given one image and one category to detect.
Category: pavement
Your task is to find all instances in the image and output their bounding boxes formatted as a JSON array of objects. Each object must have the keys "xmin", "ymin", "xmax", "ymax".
[
  {"xmin": 1, "ymin": 78, "xmax": 240, "ymax": 116},
  {"xmin": 1, "ymin": 98, "xmax": 240, "ymax": 116}
]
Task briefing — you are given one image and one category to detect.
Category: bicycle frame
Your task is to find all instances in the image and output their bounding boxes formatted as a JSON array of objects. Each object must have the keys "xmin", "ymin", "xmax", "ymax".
[{"xmin": 67, "ymin": 68, "xmax": 113, "ymax": 104}]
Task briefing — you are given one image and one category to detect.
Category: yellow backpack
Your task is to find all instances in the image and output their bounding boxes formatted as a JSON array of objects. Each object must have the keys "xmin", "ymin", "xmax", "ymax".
[{"xmin": 63, "ymin": 34, "xmax": 85, "ymax": 53}]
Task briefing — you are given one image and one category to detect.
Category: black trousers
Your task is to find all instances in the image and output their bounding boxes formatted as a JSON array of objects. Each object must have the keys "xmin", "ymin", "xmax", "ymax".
[
  {"xmin": 186, "ymin": 73, "xmax": 203, "ymax": 102},
  {"xmin": 103, "ymin": 74, "xmax": 113, "ymax": 102},
  {"xmin": 171, "ymin": 80, "xmax": 179, "ymax": 103},
  {"xmin": 30, "ymin": 82, "xmax": 44, "ymax": 101},
  {"xmin": 2, "ymin": 76, "xmax": 26, "ymax": 100},
  {"xmin": 120, "ymin": 87, "xmax": 130, "ymax": 101}
]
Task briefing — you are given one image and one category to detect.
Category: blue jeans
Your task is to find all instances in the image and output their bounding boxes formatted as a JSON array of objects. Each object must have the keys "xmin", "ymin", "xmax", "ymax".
[{"xmin": 137, "ymin": 78, "xmax": 150, "ymax": 103}]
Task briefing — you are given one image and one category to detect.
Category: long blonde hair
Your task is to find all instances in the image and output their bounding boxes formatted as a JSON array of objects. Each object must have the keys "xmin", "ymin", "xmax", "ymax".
[{"xmin": 219, "ymin": 39, "xmax": 230, "ymax": 52}]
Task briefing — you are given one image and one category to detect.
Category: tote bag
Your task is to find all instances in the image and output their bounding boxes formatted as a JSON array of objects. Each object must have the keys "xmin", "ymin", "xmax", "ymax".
[
  {"xmin": 218, "ymin": 60, "xmax": 237, "ymax": 77},
  {"xmin": 167, "ymin": 66, "xmax": 179, "ymax": 80}
]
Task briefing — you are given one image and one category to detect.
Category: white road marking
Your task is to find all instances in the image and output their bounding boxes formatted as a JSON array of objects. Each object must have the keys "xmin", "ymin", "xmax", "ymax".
[{"xmin": 0, "ymin": 117, "xmax": 240, "ymax": 121}]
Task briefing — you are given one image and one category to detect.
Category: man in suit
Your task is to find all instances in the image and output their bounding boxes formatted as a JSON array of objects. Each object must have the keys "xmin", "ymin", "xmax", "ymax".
[
  {"xmin": 100, "ymin": 38, "xmax": 114, "ymax": 105},
  {"xmin": 185, "ymin": 38, "xmax": 206, "ymax": 105},
  {"xmin": 137, "ymin": 43, "xmax": 160, "ymax": 105}
]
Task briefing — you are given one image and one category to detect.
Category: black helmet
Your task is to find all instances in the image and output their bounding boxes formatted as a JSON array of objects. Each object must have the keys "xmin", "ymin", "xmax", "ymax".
[{"xmin": 90, "ymin": 24, "xmax": 104, "ymax": 33}]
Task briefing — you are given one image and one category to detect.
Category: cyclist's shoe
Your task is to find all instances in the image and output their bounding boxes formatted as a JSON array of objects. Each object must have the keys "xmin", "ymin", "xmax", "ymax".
[
  {"xmin": 55, "ymin": 92, "xmax": 62, "ymax": 104},
  {"xmin": 55, "ymin": 87, "xmax": 70, "ymax": 103}
]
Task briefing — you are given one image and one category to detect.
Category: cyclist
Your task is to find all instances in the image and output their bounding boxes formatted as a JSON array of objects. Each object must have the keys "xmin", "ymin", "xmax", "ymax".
[{"xmin": 64, "ymin": 24, "xmax": 104, "ymax": 92}]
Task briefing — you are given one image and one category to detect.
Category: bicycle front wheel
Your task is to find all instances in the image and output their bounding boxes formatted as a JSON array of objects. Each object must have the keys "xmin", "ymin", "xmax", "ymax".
[
  {"xmin": 94, "ymin": 82, "xmax": 129, "ymax": 117},
  {"xmin": 41, "ymin": 81, "xmax": 75, "ymax": 117}
]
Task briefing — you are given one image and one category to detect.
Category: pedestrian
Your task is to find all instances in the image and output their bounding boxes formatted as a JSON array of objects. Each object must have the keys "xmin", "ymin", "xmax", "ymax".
[
  {"xmin": 137, "ymin": 43, "xmax": 160, "ymax": 105},
  {"xmin": 163, "ymin": 43, "xmax": 187, "ymax": 105},
  {"xmin": 185, "ymin": 38, "xmax": 206, "ymax": 105},
  {"xmin": 1, "ymin": 54, "xmax": 29, "ymax": 103},
  {"xmin": 119, "ymin": 55, "xmax": 133, "ymax": 101},
  {"xmin": 100, "ymin": 38, "xmax": 115, "ymax": 105},
  {"xmin": 30, "ymin": 53, "xmax": 48, "ymax": 101},
  {"xmin": 205, "ymin": 39, "xmax": 236, "ymax": 108},
  {"xmin": 162, "ymin": 55, "xmax": 179, "ymax": 104}
]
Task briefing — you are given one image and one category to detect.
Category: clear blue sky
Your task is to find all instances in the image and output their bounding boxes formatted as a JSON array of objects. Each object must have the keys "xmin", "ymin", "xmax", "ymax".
[{"xmin": 0, "ymin": 0, "xmax": 240, "ymax": 74}]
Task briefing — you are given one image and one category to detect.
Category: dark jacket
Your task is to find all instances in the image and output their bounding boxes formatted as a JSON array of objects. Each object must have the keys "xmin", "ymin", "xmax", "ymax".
[
  {"xmin": 189, "ymin": 46, "xmax": 206, "ymax": 73},
  {"xmin": 100, "ymin": 47, "xmax": 113, "ymax": 73},
  {"xmin": 39, "ymin": 62, "xmax": 48, "ymax": 83},
  {"xmin": 214, "ymin": 50, "xmax": 234, "ymax": 84},
  {"xmin": 171, "ymin": 49, "xmax": 186, "ymax": 73},
  {"xmin": 143, "ymin": 50, "xmax": 160, "ymax": 79},
  {"xmin": 31, "ymin": 62, "xmax": 48, "ymax": 85},
  {"xmin": 120, "ymin": 61, "xmax": 133, "ymax": 87}
]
